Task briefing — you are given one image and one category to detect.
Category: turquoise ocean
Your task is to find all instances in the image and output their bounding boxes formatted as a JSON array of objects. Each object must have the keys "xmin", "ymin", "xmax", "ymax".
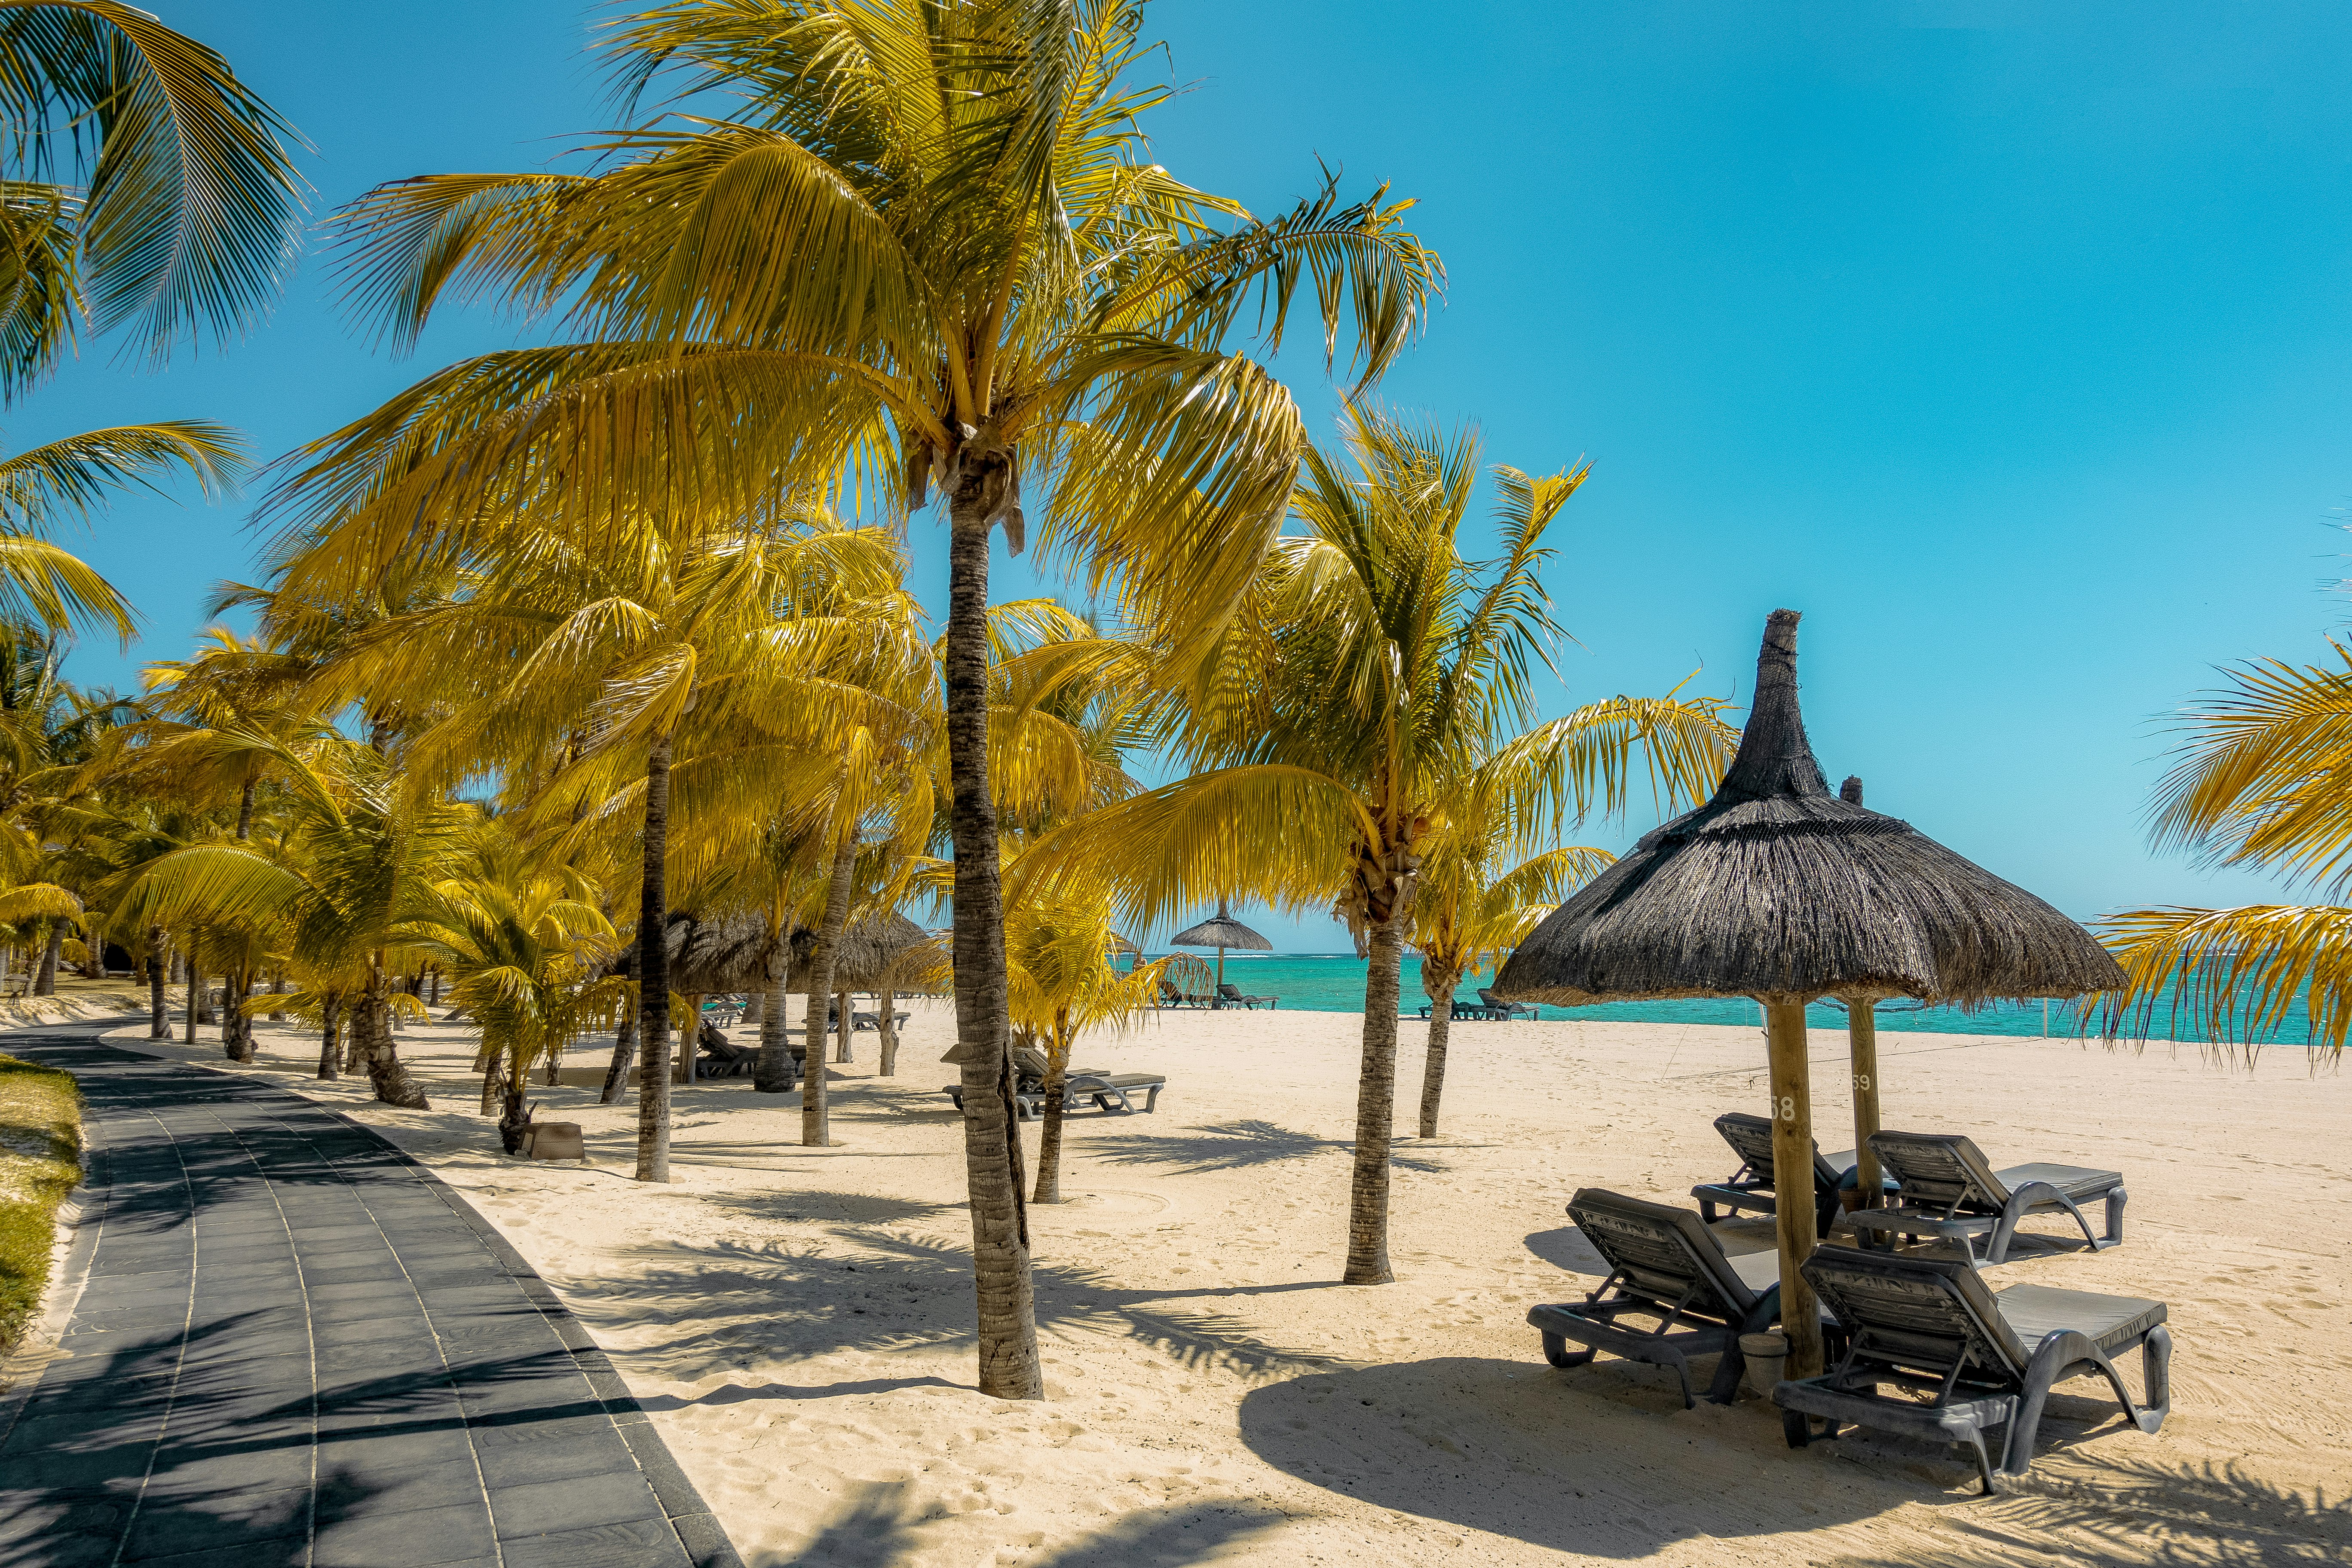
[{"xmin": 1139, "ymin": 951, "xmax": 2319, "ymax": 1048}]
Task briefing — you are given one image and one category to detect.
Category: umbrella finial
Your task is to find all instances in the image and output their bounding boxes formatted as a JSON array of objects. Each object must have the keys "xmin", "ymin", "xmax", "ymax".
[
  {"xmin": 1840, "ymin": 775, "xmax": 1864, "ymax": 804},
  {"xmin": 1718, "ymin": 609, "xmax": 1831, "ymax": 804}
]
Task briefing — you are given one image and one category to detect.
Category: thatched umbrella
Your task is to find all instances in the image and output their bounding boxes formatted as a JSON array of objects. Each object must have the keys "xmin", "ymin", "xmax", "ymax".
[
  {"xmin": 1494, "ymin": 609, "xmax": 2123, "ymax": 1385},
  {"xmin": 1169, "ymin": 902, "xmax": 1272, "ymax": 1007},
  {"xmin": 822, "ymin": 911, "xmax": 937, "ymax": 1075}
]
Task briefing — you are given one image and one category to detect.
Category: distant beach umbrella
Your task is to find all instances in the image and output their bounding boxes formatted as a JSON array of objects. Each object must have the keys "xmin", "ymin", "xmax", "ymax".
[
  {"xmin": 1169, "ymin": 903, "xmax": 1273, "ymax": 1005},
  {"xmin": 1494, "ymin": 609, "xmax": 2123, "ymax": 1393}
]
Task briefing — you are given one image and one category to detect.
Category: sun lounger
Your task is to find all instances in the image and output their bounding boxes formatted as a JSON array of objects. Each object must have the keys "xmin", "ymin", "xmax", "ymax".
[
  {"xmin": 851, "ymin": 1008, "xmax": 910, "ymax": 1032},
  {"xmin": 1159, "ymin": 981, "xmax": 1207, "ymax": 1009},
  {"xmin": 1526, "ymin": 1187, "xmax": 1823, "ymax": 1408},
  {"xmin": 1414, "ymin": 994, "xmax": 1490, "ymax": 1020},
  {"xmin": 1774, "ymin": 1246, "xmax": 2171, "ymax": 1493},
  {"xmin": 693, "ymin": 1035, "xmax": 764, "ymax": 1081},
  {"xmin": 941, "ymin": 1047, "xmax": 1166, "ymax": 1121},
  {"xmin": 1217, "ymin": 983, "xmax": 1278, "ymax": 1010},
  {"xmin": 1479, "ymin": 987, "xmax": 1539, "ymax": 1021},
  {"xmin": 1847, "ymin": 1129, "xmax": 2125, "ymax": 1264},
  {"xmin": 1690, "ymin": 1111, "xmax": 1859, "ymax": 1240}
]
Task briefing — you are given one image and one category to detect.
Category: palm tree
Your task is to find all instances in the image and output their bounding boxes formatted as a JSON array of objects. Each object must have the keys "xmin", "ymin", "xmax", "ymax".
[
  {"xmin": 1001, "ymin": 867, "xmax": 1162, "ymax": 1204},
  {"xmin": 114, "ymin": 738, "xmax": 470, "ymax": 1104},
  {"xmin": 2098, "ymin": 640, "xmax": 2352, "ymax": 1054},
  {"xmin": 1407, "ymin": 770, "xmax": 1612, "ymax": 1137},
  {"xmin": 277, "ymin": 0, "xmax": 1438, "ymax": 1400},
  {"xmin": 407, "ymin": 825, "xmax": 625, "ymax": 1148},
  {"xmin": 1032, "ymin": 408, "xmax": 1737, "ymax": 1283}
]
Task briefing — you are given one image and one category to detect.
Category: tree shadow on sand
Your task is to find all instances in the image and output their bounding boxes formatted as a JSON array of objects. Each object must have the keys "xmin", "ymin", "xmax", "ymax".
[
  {"xmin": 1084, "ymin": 1118, "xmax": 1447, "ymax": 1176},
  {"xmin": 746, "ymin": 1479, "xmax": 1282, "ymax": 1568},
  {"xmin": 568, "ymin": 1223, "xmax": 1337, "ymax": 1386}
]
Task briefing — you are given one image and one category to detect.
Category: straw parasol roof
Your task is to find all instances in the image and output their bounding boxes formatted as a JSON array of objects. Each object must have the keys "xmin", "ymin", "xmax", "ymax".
[
  {"xmin": 1494, "ymin": 609, "xmax": 2124, "ymax": 1008},
  {"xmin": 823, "ymin": 911, "xmax": 935, "ymax": 991},
  {"xmin": 1169, "ymin": 904, "xmax": 1272, "ymax": 953},
  {"xmin": 612, "ymin": 910, "xmax": 774, "ymax": 994}
]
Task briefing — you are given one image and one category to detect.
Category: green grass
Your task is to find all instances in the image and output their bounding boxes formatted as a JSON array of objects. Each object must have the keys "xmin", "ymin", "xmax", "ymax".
[{"xmin": 0, "ymin": 1052, "xmax": 81, "ymax": 1353}]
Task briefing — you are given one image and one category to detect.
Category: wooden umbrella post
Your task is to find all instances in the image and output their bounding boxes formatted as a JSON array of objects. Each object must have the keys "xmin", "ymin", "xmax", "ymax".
[
  {"xmin": 1848, "ymin": 998, "xmax": 1883, "ymax": 1209},
  {"xmin": 1765, "ymin": 996, "xmax": 1824, "ymax": 1381}
]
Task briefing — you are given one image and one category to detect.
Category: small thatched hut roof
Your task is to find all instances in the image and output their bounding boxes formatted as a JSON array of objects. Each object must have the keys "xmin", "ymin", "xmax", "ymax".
[
  {"xmin": 612, "ymin": 910, "xmax": 775, "ymax": 993},
  {"xmin": 822, "ymin": 911, "xmax": 936, "ymax": 991},
  {"xmin": 1169, "ymin": 904, "xmax": 1272, "ymax": 952},
  {"xmin": 1494, "ymin": 609, "xmax": 2125, "ymax": 1008}
]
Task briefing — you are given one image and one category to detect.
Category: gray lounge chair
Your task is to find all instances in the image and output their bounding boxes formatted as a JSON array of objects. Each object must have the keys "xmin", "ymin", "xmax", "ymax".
[
  {"xmin": 1775, "ymin": 1246, "xmax": 2171, "ymax": 1493},
  {"xmin": 1526, "ymin": 1188, "xmax": 1806, "ymax": 1408},
  {"xmin": 1479, "ymin": 987, "xmax": 1539, "ymax": 1021},
  {"xmin": 852, "ymin": 1007, "xmax": 910, "ymax": 1032},
  {"xmin": 941, "ymin": 1046, "xmax": 1166, "ymax": 1121},
  {"xmin": 1413, "ymin": 994, "xmax": 1488, "ymax": 1020},
  {"xmin": 1690, "ymin": 1111, "xmax": 1851, "ymax": 1240},
  {"xmin": 695, "ymin": 1035, "xmax": 761, "ymax": 1079},
  {"xmin": 1217, "ymin": 983, "xmax": 1278, "ymax": 1010},
  {"xmin": 1848, "ymin": 1129, "xmax": 2125, "ymax": 1264}
]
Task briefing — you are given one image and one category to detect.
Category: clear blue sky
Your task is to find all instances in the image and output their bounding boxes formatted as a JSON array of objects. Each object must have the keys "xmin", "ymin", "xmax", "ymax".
[{"xmin": 27, "ymin": 1, "xmax": 2352, "ymax": 949}]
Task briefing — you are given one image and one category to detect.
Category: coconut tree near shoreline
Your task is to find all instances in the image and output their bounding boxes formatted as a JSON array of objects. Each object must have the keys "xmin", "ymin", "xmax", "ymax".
[
  {"xmin": 281, "ymin": 0, "xmax": 1439, "ymax": 1399},
  {"xmin": 1029, "ymin": 408, "xmax": 1738, "ymax": 1283}
]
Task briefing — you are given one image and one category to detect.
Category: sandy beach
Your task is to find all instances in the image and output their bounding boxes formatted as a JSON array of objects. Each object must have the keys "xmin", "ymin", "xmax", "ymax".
[{"xmin": 95, "ymin": 1001, "xmax": 2350, "ymax": 1567}]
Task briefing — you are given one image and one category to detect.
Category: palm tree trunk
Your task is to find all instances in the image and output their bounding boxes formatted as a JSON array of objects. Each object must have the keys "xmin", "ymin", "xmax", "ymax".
[
  {"xmin": 944, "ymin": 480, "xmax": 1040, "ymax": 1399},
  {"xmin": 835, "ymin": 981, "xmax": 852, "ymax": 1063},
  {"xmin": 146, "ymin": 928, "xmax": 169, "ymax": 1039},
  {"xmin": 877, "ymin": 987, "xmax": 899, "ymax": 1077},
  {"xmin": 1347, "ymin": 912, "xmax": 1406, "ymax": 1284},
  {"xmin": 184, "ymin": 957, "xmax": 200, "ymax": 1043},
  {"xmin": 268, "ymin": 971, "xmax": 287, "ymax": 1022},
  {"xmin": 1033, "ymin": 1016, "xmax": 1072, "ymax": 1204},
  {"xmin": 34, "ymin": 921, "xmax": 61, "ymax": 995},
  {"xmin": 634, "ymin": 731, "xmax": 674, "ymax": 1182},
  {"xmin": 601, "ymin": 995, "xmax": 637, "ymax": 1105},
  {"xmin": 802, "ymin": 833, "xmax": 856, "ymax": 1147},
  {"xmin": 1417, "ymin": 972, "xmax": 1457, "ymax": 1140},
  {"xmin": 316, "ymin": 993, "xmax": 341, "ymax": 1080},
  {"xmin": 357, "ymin": 959, "xmax": 430, "ymax": 1109},
  {"xmin": 481, "ymin": 1044, "xmax": 507, "ymax": 1115},
  {"xmin": 754, "ymin": 913, "xmax": 795, "ymax": 1093},
  {"xmin": 223, "ymin": 964, "xmax": 253, "ymax": 1062},
  {"xmin": 234, "ymin": 778, "xmax": 256, "ymax": 840}
]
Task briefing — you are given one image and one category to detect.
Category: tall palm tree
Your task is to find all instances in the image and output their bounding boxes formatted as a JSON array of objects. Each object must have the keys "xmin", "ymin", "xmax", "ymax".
[
  {"xmin": 2099, "ymin": 641, "xmax": 2352, "ymax": 1054},
  {"xmin": 1031, "ymin": 409, "xmax": 1737, "ymax": 1283},
  {"xmin": 273, "ymin": 0, "xmax": 1437, "ymax": 1401}
]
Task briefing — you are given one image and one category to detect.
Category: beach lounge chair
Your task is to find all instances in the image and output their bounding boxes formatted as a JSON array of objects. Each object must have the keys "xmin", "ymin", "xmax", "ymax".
[
  {"xmin": 1847, "ymin": 1129, "xmax": 2125, "ymax": 1264},
  {"xmin": 695, "ymin": 1034, "xmax": 762, "ymax": 1080},
  {"xmin": 852, "ymin": 1006, "xmax": 910, "ymax": 1032},
  {"xmin": 1479, "ymin": 988, "xmax": 1539, "ymax": 1021},
  {"xmin": 1774, "ymin": 1246, "xmax": 2171, "ymax": 1493},
  {"xmin": 941, "ymin": 1047, "xmax": 1167, "ymax": 1121},
  {"xmin": 1690, "ymin": 1111, "xmax": 1850, "ymax": 1240},
  {"xmin": 1157, "ymin": 981, "xmax": 1194, "ymax": 1010},
  {"xmin": 1217, "ymin": 983, "xmax": 1278, "ymax": 1011},
  {"xmin": 1526, "ymin": 1187, "xmax": 1816, "ymax": 1408},
  {"xmin": 1413, "ymin": 994, "xmax": 1490, "ymax": 1020}
]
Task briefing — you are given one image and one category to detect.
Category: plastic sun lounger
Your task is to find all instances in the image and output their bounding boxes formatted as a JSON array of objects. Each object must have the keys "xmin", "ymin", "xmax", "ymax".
[
  {"xmin": 1775, "ymin": 1246, "xmax": 2170, "ymax": 1494},
  {"xmin": 1525, "ymin": 1187, "xmax": 1819, "ymax": 1409},
  {"xmin": 1847, "ymin": 1129, "xmax": 2125, "ymax": 1265},
  {"xmin": 851, "ymin": 1009, "xmax": 910, "ymax": 1032},
  {"xmin": 1690, "ymin": 1111, "xmax": 1858, "ymax": 1240},
  {"xmin": 1216, "ymin": 983, "xmax": 1278, "ymax": 1010},
  {"xmin": 695, "ymin": 1036, "xmax": 765, "ymax": 1081},
  {"xmin": 1415, "ymin": 995, "xmax": 1491, "ymax": 1020},
  {"xmin": 941, "ymin": 1047, "xmax": 1166, "ymax": 1121},
  {"xmin": 1479, "ymin": 988, "xmax": 1539, "ymax": 1021}
]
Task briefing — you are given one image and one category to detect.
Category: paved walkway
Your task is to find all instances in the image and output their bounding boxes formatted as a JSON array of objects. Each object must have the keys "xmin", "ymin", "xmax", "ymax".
[{"xmin": 0, "ymin": 1021, "xmax": 740, "ymax": 1568}]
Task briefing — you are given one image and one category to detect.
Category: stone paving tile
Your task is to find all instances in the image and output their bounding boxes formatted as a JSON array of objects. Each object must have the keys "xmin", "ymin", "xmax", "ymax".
[{"xmin": 2, "ymin": 1023, "xmax": 732, "ymax": 1568}]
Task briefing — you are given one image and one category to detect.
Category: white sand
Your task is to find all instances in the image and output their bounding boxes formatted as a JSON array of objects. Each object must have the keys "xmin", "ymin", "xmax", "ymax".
[{"xmin": 103, "ymin": 1001, "xmax": 2352, "ymax": 1566}]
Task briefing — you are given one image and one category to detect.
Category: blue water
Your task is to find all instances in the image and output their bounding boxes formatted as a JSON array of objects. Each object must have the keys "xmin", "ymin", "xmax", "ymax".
[{"xmin": 1144, "ymin": 952, "xmax": 2318, "ymax": 1047}]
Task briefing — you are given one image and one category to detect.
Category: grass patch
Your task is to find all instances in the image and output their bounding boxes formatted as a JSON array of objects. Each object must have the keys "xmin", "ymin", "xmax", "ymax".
[{"xmin": 0, "ymin": 1052, "xmax": 81, "ymax": 1353}]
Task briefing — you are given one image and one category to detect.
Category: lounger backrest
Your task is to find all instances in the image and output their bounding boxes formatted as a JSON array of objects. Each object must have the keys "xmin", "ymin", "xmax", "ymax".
[
  {"xmin": 1219, "ymin": 984, "xmax": 1246, "ymax": 1001},
  {"xmin": 1714, "ymin": 1112, "xmax": 1838, "ymax": 1191},
  {"xmin": 1799, "ymin": 1246, "xmax": 2029, "ymax": 1381},
  {"xmin": 1010, "ymin": 1045, "xmax": 1053, "ymax": 1085},
  {"xmin": 1566, "ymin": 1187, "xmax": 1758, "ymax": 1320},
  {"xmin": 1867, "ymin": 1130, "xmax": 2009, "ymax": 1213}
]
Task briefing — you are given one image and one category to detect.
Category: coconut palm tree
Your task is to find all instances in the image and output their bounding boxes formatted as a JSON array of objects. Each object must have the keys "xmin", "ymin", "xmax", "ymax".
[
  {"xmin": 113, "ymin": 737, "xmax": 471, "ymax": 1104},
  {"xmin": 276, "ymin": 0, "xmax": 1437, "ymax": 1400},
  {"xmin": 2099, "ymin": 641, "xmax": 2352, "ymax": 1054},
  {"xmin": 407, "ymin": 825, "xmax": 625, "ymax": 1148},
  {"xmin": 1029, "ymin": 407, "xmax": 1738, "ymax": 1284},
  {"xmin": 1406, "ymin": 769, "xmax": 1613, "ymax": 1138}
]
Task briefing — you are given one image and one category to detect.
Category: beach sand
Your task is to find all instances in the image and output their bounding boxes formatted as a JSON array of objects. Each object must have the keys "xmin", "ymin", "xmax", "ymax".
[{"xmin": 99, "ymin": 1001, "xmax": 2350, "ymax": 1566}]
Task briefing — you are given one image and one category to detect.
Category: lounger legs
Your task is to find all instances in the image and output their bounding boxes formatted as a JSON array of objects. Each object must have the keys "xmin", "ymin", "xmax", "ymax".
[
  {"xmin": 2103, "ymin": 1185, "xmax": 2128, "ymax": 1248},
  {"xmin": 1998, "ymin": 1326, "xmax": 2170, "ymax": 1479},
  {"xmin": 1540, "ymin": 1331, "xmax": 1595, "ymax": 1370},
  {"xmin": 1986, "ymin": 1182, "xmax": 2117, "ymax": 1264}
]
